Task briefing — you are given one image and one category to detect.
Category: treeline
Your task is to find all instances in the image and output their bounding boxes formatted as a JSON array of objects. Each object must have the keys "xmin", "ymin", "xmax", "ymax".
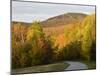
[{"xmin": 12, "ymin": 14, "xmax": 96, "ymax": 69}]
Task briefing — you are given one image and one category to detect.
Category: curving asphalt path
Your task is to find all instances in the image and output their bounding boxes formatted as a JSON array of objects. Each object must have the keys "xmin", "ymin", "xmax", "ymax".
[
  {"xmin": 65, "ymin": 61, "xmax": 88, "ymax": 71},
  {"xmin": 12, "ymin": 61, "xmax": 88, "ymax": 74}
]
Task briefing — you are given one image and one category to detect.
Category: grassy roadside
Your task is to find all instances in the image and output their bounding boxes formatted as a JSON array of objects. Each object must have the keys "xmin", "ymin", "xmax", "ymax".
[
  {"xmin": 81, "ymin": 61, "xmax": 96, "ymax": 69},
  {"xmin": 12, "ymin": 62, "xmax": 69, "ymax": 74}
]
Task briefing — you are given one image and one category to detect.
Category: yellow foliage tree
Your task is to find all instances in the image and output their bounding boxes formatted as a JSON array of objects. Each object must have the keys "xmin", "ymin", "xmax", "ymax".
[{"xmin": 81, "ymin": 14, "xmax": 96, "ymax": 61}]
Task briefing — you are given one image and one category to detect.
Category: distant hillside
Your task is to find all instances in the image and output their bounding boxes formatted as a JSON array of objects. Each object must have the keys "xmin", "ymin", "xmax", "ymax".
[
  {"xmin": 12, "ymin": 21, "xmax": 31, "ymax": 26},
  {"xmin": 12, "ymin": 13, "xmax": 87, "ymax": 27},
  {"xmin": 41, "ymin": 13, "xmax": 87, "ymax": 27},
  {"xmin": 12, "ymin": 13, "xmax": 88, "ymax": 36}
]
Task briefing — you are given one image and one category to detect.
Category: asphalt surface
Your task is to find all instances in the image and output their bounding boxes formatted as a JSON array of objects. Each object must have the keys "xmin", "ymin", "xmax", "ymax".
[{"xmin": 65, "ymin": 61, "xmax": 88, "ymax": 71}]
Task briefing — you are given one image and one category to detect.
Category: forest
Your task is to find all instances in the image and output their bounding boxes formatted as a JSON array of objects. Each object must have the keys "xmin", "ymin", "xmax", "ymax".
[{"xmin": 12, "ymin": 13, "xmax": 96, "ymax": 69}]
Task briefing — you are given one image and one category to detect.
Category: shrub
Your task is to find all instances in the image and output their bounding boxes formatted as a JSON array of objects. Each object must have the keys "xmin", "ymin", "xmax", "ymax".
[
  {"xmin": 62, "ymin": 41, "xmax": 81, "ymax": 60},
  {"xmin": 12, "ymin": 42, "xmax": 32, "ymax": 69},
  {"xmin": 90, "ymin": 40, "xmax": 96, "ymax": 61}
]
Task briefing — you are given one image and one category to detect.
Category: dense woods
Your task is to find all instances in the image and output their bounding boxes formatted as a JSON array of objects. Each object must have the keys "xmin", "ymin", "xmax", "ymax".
[{"xmin": 12, "ymin": 13, "xmax": 96, "ymax": 69}]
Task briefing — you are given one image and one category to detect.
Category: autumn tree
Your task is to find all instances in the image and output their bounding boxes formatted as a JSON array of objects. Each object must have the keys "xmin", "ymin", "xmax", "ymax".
[
  {"xmin": 12, "ymin": 23, "xmax": 29, "ymax": 68},
  {"xmin": 12, "ymin": 23, "xmax": 27, "ymax": 44},
  {"xmin": 81, "ymin": 14, "xmax": 95, "ymax": 61},
  {"xmin": 63, "ymin": 23, "xmax": 81, "ymax": 60},
  {"xmin": 26, "ymin": 21, "xmax": 53, "ymax": 65}
]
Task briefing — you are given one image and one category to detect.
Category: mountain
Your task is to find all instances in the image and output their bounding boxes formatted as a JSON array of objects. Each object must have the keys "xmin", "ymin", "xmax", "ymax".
[
  {"xmin": 12, "ymin": 13, "xmax": 87, "ymax": 27},
  {"xmin": 41, "ymin": 13, "xmax": 87, "ymax": 27},
  {"xmin": 12, "ymin": 13, "xmax": 88, "ymax": 36}
]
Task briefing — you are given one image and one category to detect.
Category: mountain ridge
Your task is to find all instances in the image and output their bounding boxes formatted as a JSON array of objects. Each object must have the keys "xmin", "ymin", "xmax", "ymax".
[{"xmin": 12, "ymin": 12, "xmax": 87, "ymax": 27}]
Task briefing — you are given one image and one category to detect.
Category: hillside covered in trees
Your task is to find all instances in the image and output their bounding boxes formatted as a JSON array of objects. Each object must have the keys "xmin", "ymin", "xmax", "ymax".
[{"xmin": 12, "ymin": 13, "xmax": 96, "ymax": 70}]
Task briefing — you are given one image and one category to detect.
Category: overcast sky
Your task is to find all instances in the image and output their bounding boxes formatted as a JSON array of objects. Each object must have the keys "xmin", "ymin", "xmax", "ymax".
[{"xmin": 12, "ymin": 1, "xmax": 95, "ymax": 23}]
